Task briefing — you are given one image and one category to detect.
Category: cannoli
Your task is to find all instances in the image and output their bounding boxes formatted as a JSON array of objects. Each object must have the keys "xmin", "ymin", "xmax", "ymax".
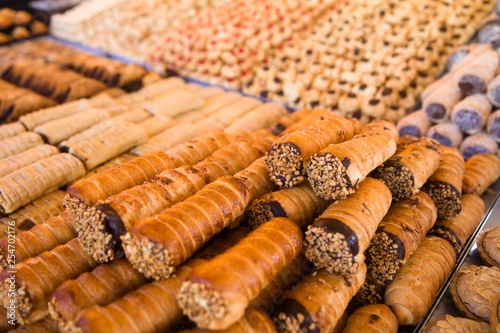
[
  {"xmin": 247, "ymin": 183, "xmax": 328, "ymax": 230},
  {"xmin": 426, "ymin": 122, "xmax": 463, "ymax": 148},
  {"xmin": 0, "ymin": 239, "xmax": 97, "ymax": 324},
  {"xmin": 452, "ymin": 94, "xmax": 492, "ymax": 134},
  {"xmin": 142, "ymin": 89, "xmax": 204, "ymax": 118},
  {"xmin": 488, "ymin": 110, "xmax": 500, "ymax": 142},
  {"xmin": 342, "ymin": 304, "xmax": 398, "ymax": 333},
  {"xmin": 0, "ymin": 122, "xmax": 25, "ymax": 140},
  {"xmin": 78, "ymin": 141, "xmax": 261, "ymax": 262},
  {"xmin": 307, "ymin": 121, "xmax": 398, "ymax": 201},
  {"xmin": 59, "ymin": 77, "xmax": 107, "ymax": 102},
  {"xmin": 462, "ymin": 153, "xmax": 500, "ymax": 195},
  {"xmin": 487, "ymin": 76, "xmax": 500, "ymax": 107},
  {"xmin": 0, "ymin": 144, "xmax": 59, "ymax": 178},
  {"xmin": 366, "ymin": 192, "xmax": 437, "ymax": 287},
  {"xmin": 225, "ymin": 103, "xmax": 287, "ymax": 133},
  {"xmin": 396, "ymin": 109, "xmax": 431, "ymax": 137},
  {"xmin": 375, "ymin": 137, "xmax": 443, "ymax": 200},
  {"xmin": 430, "ymin": 194, "xmax": 485, "ymax": 249},
  {"xmin": 460, "ymin": 132, "xmax": 499, "ymax": 161},
  {"xmin": 178, "ymin": 218, "xmax": 303, "ymax": 329},
  {"xmin": 198, "ymin": 92, "xmax": 243, "ymax": 115},
  {"xmin": 450, "ymin": 265, "xmax": 500, "ymax": 323},
  {"xmin": 422, "ymin": 146, "xmax": 465, "ymax": 219},
  {"xmin": 279, "ymin": 109, "xmax": 332, "ymax": 135},
  {"xmin": 453, "ymin": 48, "xmax": 498, "ymax": 96},
  {"xmin": 446, "ymin": 45, "xmax": 473, "ymax": 72},
  {"xmin": 423, "ymin": 315, "xmax": 492, "ymax": 333},
  {"xmin": 107, "ymin": 64, "xmax": 147, "ymax": 88},
  {"xmin": 0, "ymin": 90, "xmax": 56, "ymax": 123},
  {"xmin": 384, "ymin": 235, "xmax": 458, "ymax": 326},
  {"xmin": 0, "ymin": 153, "xmax": 86, "ymax": 214},
  {"xmin": 266, "ymin": 113, "xmax": 355, "ymax": 188},
  {"xmin": 122, "ymin": 157, "xmax": 276, "ymax": 280},
  {"xmin": 48, "ymin": 259, "xmax": 148, "ymax": 332},
  {"xmin": 477, "ymin": 227, "xmax": 500, "ymax": 268},
  {"xmin": 64, "ymin": 131, "xmax": 235, "ymax": 217},
  {"xmin": 212, "ymin": 97, "xmax": 263, "ymax": 126},
  {"xmin": 423, "ymin": 83, "xmax": 462, "ymax": 123},
  {"xmin": 304, "ymin": 178, "xmax": 392, "ymax": 275},
  {"xmin": 269, "ymin": 108, "xmax": 312, "ymax": 135},
  {"xmin": 0, "ymin": 132, "xmax": 43, "ymax": 159},
  {"xmin": 272, "ymin": 262, "xmax": 366, "ymax": 333}
]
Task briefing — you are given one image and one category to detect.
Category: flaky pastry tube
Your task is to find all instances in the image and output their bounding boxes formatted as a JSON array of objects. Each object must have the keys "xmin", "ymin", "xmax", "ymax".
[
  {"xmin": 342, "ymin": 304, "xmax": 398, "ymax": 333},
  {"xmin": 307, "ymin": 120, "xmax": 398, "ymax": 201},
  {"xmin": 0, "ymin": 132, "xmax": 43, "ymax": 159},
  {"xmin": 397, "ymin": 109, "xmax": 431, "ymax": 137},
  {"xmin": 384, "ymin": 236, "xmax": 458, "ymax": 326},
  {"xmin": 0, "ymin": 144, "xmax": 59, "ymax": 178},
  {"xmin": 225, "ymin": 103, "xmax": 288, "ymax": 134},
  {"xmin": 266, "ymin": 113, "xmax": 355, "ymax": 188},
  {"xmin": 305, "ymin": 178, "xmax": 392, "ymax": 275},
  {"xmin": 452, "ymin": 94, "xmax": 492, "ymax": 135},
  {"xmin": 7, "ymin": 318, "xmax": 59, "ymax": 333},
  {"xmin": 279, "ymin": 109, "xmax": 332, "ymax": 136},
  {"xmin": 211, "ymin": 97, "xmax": 263, "ymax": 126},
  {"xmin": 423, "ymin": 83, "xmax": 462, "ymax": 123},
  {"xmin": 178, "ymin": 218, "xmax": 303, "ymax": 329},
  {"xmin": 269, "ymin": 108, "xmax": 312, "ymax": 135},
  {"xmin": 462, "ymin": 153, "xmax": 500, "ymax": 195},
  {"xmin": 0, "ymin": 122, "xmax": 25, "ymax": 140}
]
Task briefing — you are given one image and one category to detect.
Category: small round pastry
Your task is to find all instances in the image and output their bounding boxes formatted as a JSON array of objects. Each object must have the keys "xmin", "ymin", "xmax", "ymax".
[
  {"xmin": 423, "ymin": 315, "xmax": 492, "ymax": 333},
  {"xmin": 0, "ymin": 8, "xmax": 16, "ymax": 19},
  {"xmin": 30, "ymin": 21, "xmax": 48, "ymax": 35},
  {"xmin": 0, "ymin": 32, "xmax": 10, "ymax": 45},
  {"xmin": 450, "ymin": 265, "xmax": 500, "ymax": 323},
  {"xmin": 12, "ymin": 10, "xmax": 32, "ymax": 26},
  {"xmin": 11, "ymin": 26, "xmax": 30, "ymax": 40},
  {"xmin": 491, "ymin": 297, "xmax": 500, "ymax": 333},
  {"xmin": 478, "ymin": 227, "xmax": 500, "ymax": 269},
  {"xmin": 0, "ymin": 13, "xmax": 12, "ymax": 30},
  {"xmin": 343, "ymin": 304, "xmax": 398, "ymax": 333}
]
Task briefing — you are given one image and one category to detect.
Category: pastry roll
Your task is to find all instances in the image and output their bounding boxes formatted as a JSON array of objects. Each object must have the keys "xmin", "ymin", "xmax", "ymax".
[
  {"xmin": 272, "ymin": 263, "xmax": 366, "ymax": 333},
  {"xmin": 453, "ymin": 49, "xmax": 498, "ymax": 96},
  {"xmin": 198, "ymin": 92, "xmax": 243, "ymax": 115},
  {"xmin": 460, "ymin": 132, "xmax": 499, "ymax": 161},
  {"xmin": 366, "ymin": 192, "xmax": 437, "ymax": 287},
  {"xmin": 247, "ymin": 183, "xmax": 328, "ymax": 230},
  {"xmin": 492, "ymin": 296, "xmax": 500, "ymax": 333},
  {"xmin": 422, "ymin": 146, "xmax": 465, "ymax": 219},
  {"xmin": 446, "ymin": 45, "xmax": 473, "ymax": 72},
  {"xmin": 196, "ymin": 86, "xmax": 225, "ymax": 100},
  {"xmin": 384, "ymin": 235, "xmax": 458, "ymax": 326},
  {"xmin": 59, "ymin": 77, "xmax": 107, "ymax": 102},
  {"xmin": 426, "ymin": 122, "xmax": 463, "ymax": 148},
  {"xmin": 266, "ymin": 113, "xmax": 355, "ymax": 188},
  {"xmin": 487, "ymin": 75, "xmax": 500, "ymax": 107},
  {"xmin": 7, "ymin": 318, "xmax": 59, "ymax": 333},
  {"xmin": 78, "ymin": 141, "xmax": 261, "ymax": 262},
  {"xmin": 423, "ymin": 83, "xmax": 462, "ymax": 123},
  {"xmin": 123, "ymin": 157, "xmax": 276, "ymax": 280},
  {"xmin": 452, "ymin": 94, "xmax": 492, "ymax": 134},
  {"xmin": 0, "ymin": 144, "xmax": 59, "ymax": 178},
  {"xmin": 225, "ymin": 103, "xmax": 288, "ymax": 133},
  {"xmin": 487, "ymin": 110, "xmax": 500, "ymax": 142},
  {"xmin": 178, "ymin": 218, "xmax": 303, "ymax": 329},
  {"xmin": 269, "ymin": 108, "xmax": 312, "ymax": 135},
  {"xmin": 64, "ymin": 131, "xmax": 234, "ymax": 217},
  {"xmin": 307, "ymin": 121, "xmax": 398, "ymax": 201},
  {"xmin": 142, "ymin": 89, "xmax": 204, "ymax": 118},
  {"xmin": 48, "ymin": 259, "xmax": 148, "ymax": 332},
  {"xmin": 423, "ymin": 315, "xmax": 492, "ymax": 333},
  {"xmin": 279, "ymin": 109, "xmax": 332, "ymax": 135},
  {"xmin": 450, "ymin": 265, "xmax": 500, "ymax": 323},
  {"xmin": 0, "ymin": 153, "xmax": 86, "ymax": 214},
  {"xmin": 477, "ymin": 227, "xmax": 500, "ymax": 268},
  {"xmin": 107, "ymin": 64, "xmax": 147, "ymax": 88},
  {"xmin": 0, "ymin": 239, "xmax": 97, "ymax": 324},
  {"xmin": 462, "ymin": 153, "xmax": 500, "ymax": 195},
  {"xmin": 305, "ymin": 178, "xmax": 392, "ymax": 275},
  {"xmin": 396, "ymin": 109, "xmax": 431, "ymax": 137},
  {"xmin": 0, "ymin": 122, "xmax": 25, "ymax": 140},
  {"xmin": 212, "ymin": 97, "xmax": 264, "ymax": 126},
  {"xmin": 0, "ymin": 132, "xmax": 43, "ymax": 159},
  {"xmin": 342, "ymin": 304, "xmax": 398, "ymax": 333},
  {"xmin": 375, "ymin": 137, "xmax": 443, "ymax": 200}
]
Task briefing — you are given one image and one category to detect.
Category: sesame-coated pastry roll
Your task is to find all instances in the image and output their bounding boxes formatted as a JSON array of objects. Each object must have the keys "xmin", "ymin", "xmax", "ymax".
[
  {"xmin": 247, "ymin": 183, "xmax": 328, "ymax": 230},
  {"xmin": 366, "ymin": 192, "xmax": 437, "ymax": 287},
  {"xmin": 0, "ymin": 132, "xmax": 43, "ymax": 159},
  {"xmin": 375, "ymin": 137, "xmax": 443, "ymax": 201},
  {"xmin": 396, "ymin": 109, "xmax": 431, "ymax": 137},
  {"xmin": 453, "ymin": 48, "xmax": 499, "ymax": 96},
  {"xmin": 7, "ymin": 318, "xmax": 59, "ymax": 333},
  {"xmin": 63, "ymin": 131, "xmax": 235, "ymax": 217},
  {"xmin": 462, "ymin": 153, "xmax": 500, "ymax": 195},
  {"xmin": 307, "ymin": 121, "xmax": 398, "ymax": 201},
  {"xmin": 279, "ymin": 109, "xmax": 332, "ymax": 135},
  {"xmin": 0, "ymin": 153, "xmax": 86, "ymax": 214},
  {"xmin": 305, "ymin": 178, "xmax": 392, "ymax": 275},
  {"xmin": 266, "ymin": 113, "xmax": 354, "ymax": 189},
  {"xmin": 477, "ymin": 227, "xmax": 500, "ymax": 268},
  {"xmin": 178, "ymin": 218, "xmax": 303, "ymax": 329},
  {"xmin": 48, "ymin": 259, "xmax": 149, "ymax": 332},
  {"xmin": 272, "ymin": 262, "xmax": 366, "ymax": 333},
  {"xmin": 423, "ymin": 83, "xmax": 462, "ymax": 123},
  {"xmin": 452, "ymin": 94, "xmax": 492, "ymax": 134},
  {"xmin": 423, "ymin": 315, "xmax": 492, "ymax": 333},
  {"xmin": 384, "ymin": 235, "xmax": 458, "ymax": 326},
  {"xmin": 0, "ymin": 122, "xmax": 25, "ymax": 140},
  {"xmin": 78, "ymin": 141, "xmax": 261, "ymax": 262},
  {"xmin": 426, "ymin": 122, "xmax": 463, "ymax": 148},
  {"xmin": 0, "ymin": 239, "xmax": 98, "ymax": 325},
  {"xmin": 269, "ymin": 108, "xmax": 312, "ymax": 135},
  {"xmin": 488, "ymin": 110, "xmax": 500, "ymax": 142},
  {"xmin": 225, "ymin": 103, "xmax": 288, "ymax": 133},
  {"xmin": 0, "ymin": 144, "xmax": 59, "ymax": 178},
  {"xmin": 460, "ymin": 132, "xmax": 499, "ymax": 161},
  {"xmin": 342, "ymin": 304, "xmax": 398, "ymax": 333},
  {"xmin": 430, "ymin": 194, "xmax": 485, "ymax": 248},
  {"xmin": 122, "ymin": 157, "xmax": 276, "ymax": 280},
  {"xmin": 487, "ymin": 75, "xmax": 500, "ymax": 107},
  {"xmin": 422, "ymin": 146, "xmax": 465, "ymax": 219}
]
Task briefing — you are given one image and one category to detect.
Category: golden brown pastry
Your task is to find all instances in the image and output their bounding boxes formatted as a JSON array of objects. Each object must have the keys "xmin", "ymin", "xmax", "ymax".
[
  {"xmin": 462, "ymin": 153, "xmax": 500, "ymax": 195},
  {"xmin": 0, "ymin": 122, "xmax": 25, "ymax": 140},
  {"xmin": 0, "ymin": 144, "xmax": 59, "ymax": 178},
  {"xmin": 460, "ymin": 132, "xmax": 498, "ymax": 161},
  {"xmin": 423, "ymin": 83, "xmax": 462, "ymax": 123},
  {"xmin": 225, "ymin": 103, "xmax": 288, "ymax": 133},
  {"xmin": 342, "ymin": 304, "xmax": 398, "ymax": 333},
  {"xmin": 0, "ymin": 132, "xmax": 43, "ymax": 159},
  {"xmin": 452, "ymin": 94, "xmax": 492, "ymax": 135},
  {"xmin": 142, "ymin": 89, "xmax": 204, "ymax": 118},
  {"xmin": 477, "ymin": 227, "xmax": 500, "ymax": 269},
  {"xmin": 424, "ymin": 315, "xmax": 492, "ymax": 333},
  {"xmin": 211, "ymin": 97, "xmax": 263, "ymax": 126},
  {"xmin": 279, "ymin": 109, "xmax": 332, "ymax": 135},
  {"xmin": 266, "ymin": 113, "xmax": 355, "ymax": 188},
  {"xmin": 453, "ymin": 48, "xmax": 498, "ymax": 96},
  {"xmin": 7, "ymin": 318, "xmax": 59, "ymax": 333},
  {"xmin": 397, "ymin": 109, "xmax": 431, "ymax": 138},
  {"xmin": 426, "ymin": 122, "xmax": 463, "ymax": 148},
  {"xmin": 305, "ymin": 177, "xmax": 392, "ymax": 275},
  {"xmin": 307, "ymin": 120, "xmax": 398, "ymax": 201},
  {"xmin": 269, "ymin": 108, "xmax": 312, "ymax": 135},
  {"xmin": 492, "ymin": 296, "xmax": 500, "ymax": 333},
  {"xmin": 450, "ymin": 265, "xmax": 500, "ymax": 323}
]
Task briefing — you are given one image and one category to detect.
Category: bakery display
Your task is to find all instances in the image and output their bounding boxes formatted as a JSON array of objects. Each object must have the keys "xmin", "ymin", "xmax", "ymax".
[
  {"xmin": 0, "ymin": 8, "xmax": 48, "ymax": 45},
  {"xmin": 477, "ymin": 227, "xmax": 500, "ymax": 269}
]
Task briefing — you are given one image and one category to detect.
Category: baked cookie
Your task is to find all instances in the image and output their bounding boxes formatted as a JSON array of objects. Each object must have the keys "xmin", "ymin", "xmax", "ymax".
[
  {"xmin": 424, "ymin": 315, "xmax": 492, "ymax": 333},
  {"xmin": 478, "ymin": 227, "xmax": 500, "ymax": 269}
]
